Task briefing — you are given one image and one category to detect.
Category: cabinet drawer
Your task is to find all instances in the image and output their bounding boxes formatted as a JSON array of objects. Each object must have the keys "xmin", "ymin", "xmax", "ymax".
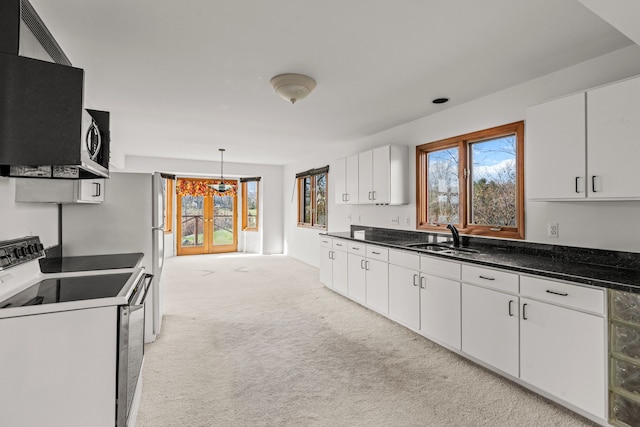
[
  {"xmin": 366, "ymin": 246, "xmax": 388, "ymax": 261},
  {"xmin": 389, "ymin": 250, "xmax": 420, "ymax": 270},
  {"xmin": 462, "ymin": 265, "xmax": 518, "ymax": 294},
  {"xmin": 420, "ymin": 256, "xmax": 460, "ymax": 280},
  {"xmin": 348, "ymin": 241, "xmax": 366, "ymax": 254},
  {"xmin": 319, "ymin": 236, "xmax": 332, "ymax": 248},
  {"xmin": 332, "ymin": 239, "xmax": 348, "ymax": 252},
  {"xmin": 520, "ymin": 276, "xmax": 604, "ymax": 315}
]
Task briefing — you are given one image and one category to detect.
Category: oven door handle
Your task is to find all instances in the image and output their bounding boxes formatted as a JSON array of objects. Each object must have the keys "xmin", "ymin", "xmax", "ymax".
[{"xmin": 131, "ymin": 273, "xmax": 153, "ymax": 307}]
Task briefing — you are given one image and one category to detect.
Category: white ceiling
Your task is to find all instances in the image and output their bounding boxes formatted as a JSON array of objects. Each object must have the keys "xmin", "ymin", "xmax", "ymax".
[{"xmin": 28, "ymin": 0, "xmax": 633, "ymax": 166}]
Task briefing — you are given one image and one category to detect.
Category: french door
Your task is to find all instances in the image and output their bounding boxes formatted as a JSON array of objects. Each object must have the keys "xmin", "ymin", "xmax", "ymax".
[{"xmin": 176, "ymin": 178, "xmax": 238, "ymax": 255}]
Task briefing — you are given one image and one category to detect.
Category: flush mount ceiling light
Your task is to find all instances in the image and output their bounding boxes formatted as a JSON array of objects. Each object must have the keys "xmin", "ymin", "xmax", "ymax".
[
  {"xmin": 209, "ymin": 148, "xmax": 234, "ymax": 192},
  {"xmin": 270, "ymin": 73, "xmax": 316, "ymax": 104}
]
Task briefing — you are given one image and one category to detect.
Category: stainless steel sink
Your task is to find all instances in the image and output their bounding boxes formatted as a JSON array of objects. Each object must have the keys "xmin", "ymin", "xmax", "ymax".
[{"xmin": 405, "ymin": 242, "xmax": 478, "ymax": 255}]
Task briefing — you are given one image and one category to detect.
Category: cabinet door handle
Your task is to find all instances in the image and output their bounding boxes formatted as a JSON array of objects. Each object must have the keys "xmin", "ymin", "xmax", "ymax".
[
  {"xmin": 591, "ymin": 175, "xmax": 598, "ymax": 193},
  {"xmin": 352, "ymin": 247, "xmax": 360, "ymax": 251},
  {"xmin": 368, "ymin": 191, "xmax": 373, "ymax": 200},
  {"xmin": 360, "ymin": 259, "xmax": 365, "ymax": 269},
  {"xmin": 546, "ymin": 290, "xmax": 568, "ymax": 297},
  {"xmin": 371, "ymin": 251, "xmax": 380, "ymax": 255},
  {"xmin": 346, "ymin": 193, "xmax": 349, "ymax": 202},
  {"xmin": 508, "ymin": 300, "xmax": 514, "ymax": 317},
  {"xmin": 413, "ymin": 274, "xmax": 418, "ymax": 287},
  {"xmin": 479, "ymin": 275, "xmax": 495, "ymax": 281},
  {"xmin": 365, "ymin": 261, "xmax": 370, "ymax": 271},
  {"xmin": 522, "ymin": 303, "xmax": 528, "ymax": 320},
  {"xmin": 420, "ymin": 276, "xmax": 426, "ymax": 289},
  {"xmin": 372, "ymin": 191, "xmax": 376, "ymax": 200},
  {"xmin": 329, "ymin": 251, "xmax": 334, "ymax": 260},
  {"xmin": 575, "ymin": 177, "xmax": 581, "ymax": 193},
  {"xmin": 93, "ymin": 182, "xmax": 101, "ymax": 197}
]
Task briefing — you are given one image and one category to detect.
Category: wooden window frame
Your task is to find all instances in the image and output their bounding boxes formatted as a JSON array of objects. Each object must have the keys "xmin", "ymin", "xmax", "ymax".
[
  {"xmin": 164, "ymin": 178, "xmax": 174, "ymax": 234},
  {"xmin": 296, "ymin": 168, "xmax": 328, "ymax": 229},
  {"xmin": 416, "ymin": 121, "xmax": 525, "ymax": 239},
  {"xmin": 241, "ymin": 179, "xmax": 259, "ymax": 232}
]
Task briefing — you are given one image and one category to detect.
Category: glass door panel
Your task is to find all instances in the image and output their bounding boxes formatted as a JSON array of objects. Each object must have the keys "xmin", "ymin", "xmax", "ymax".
[
  {"xmin": 179, "ymin": 195, "xmax": 205, "ymax": 253},
  {"xmin": 176, "ymin": 178, "xmax": 238, "ymax": 255},
  {"xmin": 210, "ymin": 194, "xmax": 237, "ymax": 252}
]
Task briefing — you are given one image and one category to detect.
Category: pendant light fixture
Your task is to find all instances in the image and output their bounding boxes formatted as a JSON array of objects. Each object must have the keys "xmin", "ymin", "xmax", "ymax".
[
  {"xmin": 270, "ymin": 73, "xmax": 316, "ymax": 104},
  {"xmin": 209, "ymin": 148, "xmax": 234, "ymax": 192}
]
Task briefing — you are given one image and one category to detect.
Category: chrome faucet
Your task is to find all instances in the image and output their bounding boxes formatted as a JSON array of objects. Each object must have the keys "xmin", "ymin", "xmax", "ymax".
[{"xmin": 446, "ymin": 223, "xmax": 460, "ymax": 248}]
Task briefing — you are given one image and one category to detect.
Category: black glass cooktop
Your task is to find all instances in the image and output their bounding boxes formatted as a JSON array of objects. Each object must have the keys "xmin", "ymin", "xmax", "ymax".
[
  {"xmin": 39, "ymin": 253, "xmax": 144, "ymax": 274},
  {"xmin": 0, "ymin": 273, "xmax": 132, "ymax": 309}
]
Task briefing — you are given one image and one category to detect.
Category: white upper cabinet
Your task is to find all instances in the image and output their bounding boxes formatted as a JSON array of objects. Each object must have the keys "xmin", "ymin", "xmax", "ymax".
[
  {"xmin": 358, "ymin": 145, "xmax": 409, "ymax": 205},
  {"xmin": 333, "ymin": 155, "xmax": 359, "ymax": 204},
  {"xmin": 526, "ymin": 93, "xmax": 586, "ymax": 200},
  {"xmin": 526, "ymin": 75, "xmax": 640, "ymax": 201},
  {"xmin": 587, "ymin": 76, "xmax": 640, "ymax": 199}
]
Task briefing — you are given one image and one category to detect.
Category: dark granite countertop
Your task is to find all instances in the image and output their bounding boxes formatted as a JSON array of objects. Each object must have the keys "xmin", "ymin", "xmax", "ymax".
[
  {"xmin": 39, "ymin": 253, "xmax": 144, "ymax": 274},
  {"xmin": 323, "ymin": 228, "xmax": 640, "ymax": 294}
]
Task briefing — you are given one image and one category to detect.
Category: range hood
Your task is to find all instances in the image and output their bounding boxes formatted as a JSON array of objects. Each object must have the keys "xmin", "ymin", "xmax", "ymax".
[{"xmin": 0, "ymin": 0, "xmax": 110, "ymax": 179}]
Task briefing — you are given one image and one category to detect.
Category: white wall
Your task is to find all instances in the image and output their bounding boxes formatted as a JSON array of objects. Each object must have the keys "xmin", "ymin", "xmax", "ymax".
[
  {"xmin": 122, "ymin": 155, "xmax": 283, "ymax": 255},
  {"xmin": 0, "ymin": 177, "xmax": 58, "ymax": 248},
  {"xmin": 284, "ymin": 45, "xmax": 640, "ymax": 267}
]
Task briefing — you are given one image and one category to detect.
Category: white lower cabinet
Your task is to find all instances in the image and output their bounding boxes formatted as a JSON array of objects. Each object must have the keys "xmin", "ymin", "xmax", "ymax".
[
  {"xmin": 419, "ymin": 256, "xmax": 461, "ymax": 350},
  {"xmin": 420, "ymin": 275, "xmax": 461, "ymax": 350},
  {"xmin": 332, "ymin": 249, "xmax": 348, "ymax": 295},
  {"xmin": 520, "ymin": 285, "xmax": 606, "ymax": 419},
  {"xmin": 461, "ymin": 282, "xmax": 519, "ymax": 377},
  {"xmin": 366, "ymin": 258, "xmax": 389, "ymax": 315},
  {"xmin": 388, "ymin": 263, "xmax": 420, "ymax": 330},
  {"xmin": 320, "ymin": 238, "xmax": 609, "ymax": 422},
  {"xmin": 318, "ymin": 237, "xmax": 347, "ymax": 294},
  {"xmin": 348, "ymin": 253, "xmax": 366, "ymax": 304}
]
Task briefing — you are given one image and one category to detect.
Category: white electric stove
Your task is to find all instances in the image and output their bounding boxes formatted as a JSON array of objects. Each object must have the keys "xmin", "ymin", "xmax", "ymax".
[{"xmin": 0, "ymin": 236, "xmax": 150, "ymax": 427}]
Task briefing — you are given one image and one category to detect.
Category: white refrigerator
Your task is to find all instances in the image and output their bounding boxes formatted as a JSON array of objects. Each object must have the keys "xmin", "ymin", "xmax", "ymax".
[{"xmin": 62, "ymin": 172, "xmax": 166, "ymax": 343}]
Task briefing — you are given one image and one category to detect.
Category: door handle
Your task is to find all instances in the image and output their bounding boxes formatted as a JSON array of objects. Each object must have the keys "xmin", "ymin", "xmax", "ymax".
[
  {"xmin": 508, "ymin": 300, "xmax": 514, "ymax": 317},
  {"xmin": 591, "ymin": 175, "xmax": 598, "ymax": 193},
  {"xmin": 413, "ymin": 274, "xmax": 418, "ymax": 287},
  {"xmin": 522, "ymin": 303, "xmax": 528, "ymax": 320},
  {"xmin": 365, "ymin": 261, "xmax": 370, "ymax": 271},
  {"xmin": 420, "ymin": 276, "xmax": 426, "ymax": 289},
  {"xmin": 575, "ymin": 177, "xmax": 581, "ymax": 193},
  {"xmin": 360, "ymin": 259, "xmax": 365, "ymax": 269},
  {"xmin": 93, "ymin": 182, "xmax": 101, "ymax": 197}
]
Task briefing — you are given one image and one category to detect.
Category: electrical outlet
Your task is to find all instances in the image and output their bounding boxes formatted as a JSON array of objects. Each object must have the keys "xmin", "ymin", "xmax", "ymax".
[
  {"xmin": 347, "ymin": 214, "xmax": 352, "ymax": 223},
  {"xmin": 405, "ymin": 217, "xmax": 411, "ymax": 226},
  {"xmin": 390, "ymin": 216, "xmax": 400, "ymax": 225},
  {"xmin": 547, "ymin": 222, "xmax": 559, "ymax": 238}
]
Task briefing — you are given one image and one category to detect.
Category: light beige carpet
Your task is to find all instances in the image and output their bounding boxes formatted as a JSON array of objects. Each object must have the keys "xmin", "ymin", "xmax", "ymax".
[{"xmin": 137, "ymin": 254, "xmax": 598, "ymax": 427}]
